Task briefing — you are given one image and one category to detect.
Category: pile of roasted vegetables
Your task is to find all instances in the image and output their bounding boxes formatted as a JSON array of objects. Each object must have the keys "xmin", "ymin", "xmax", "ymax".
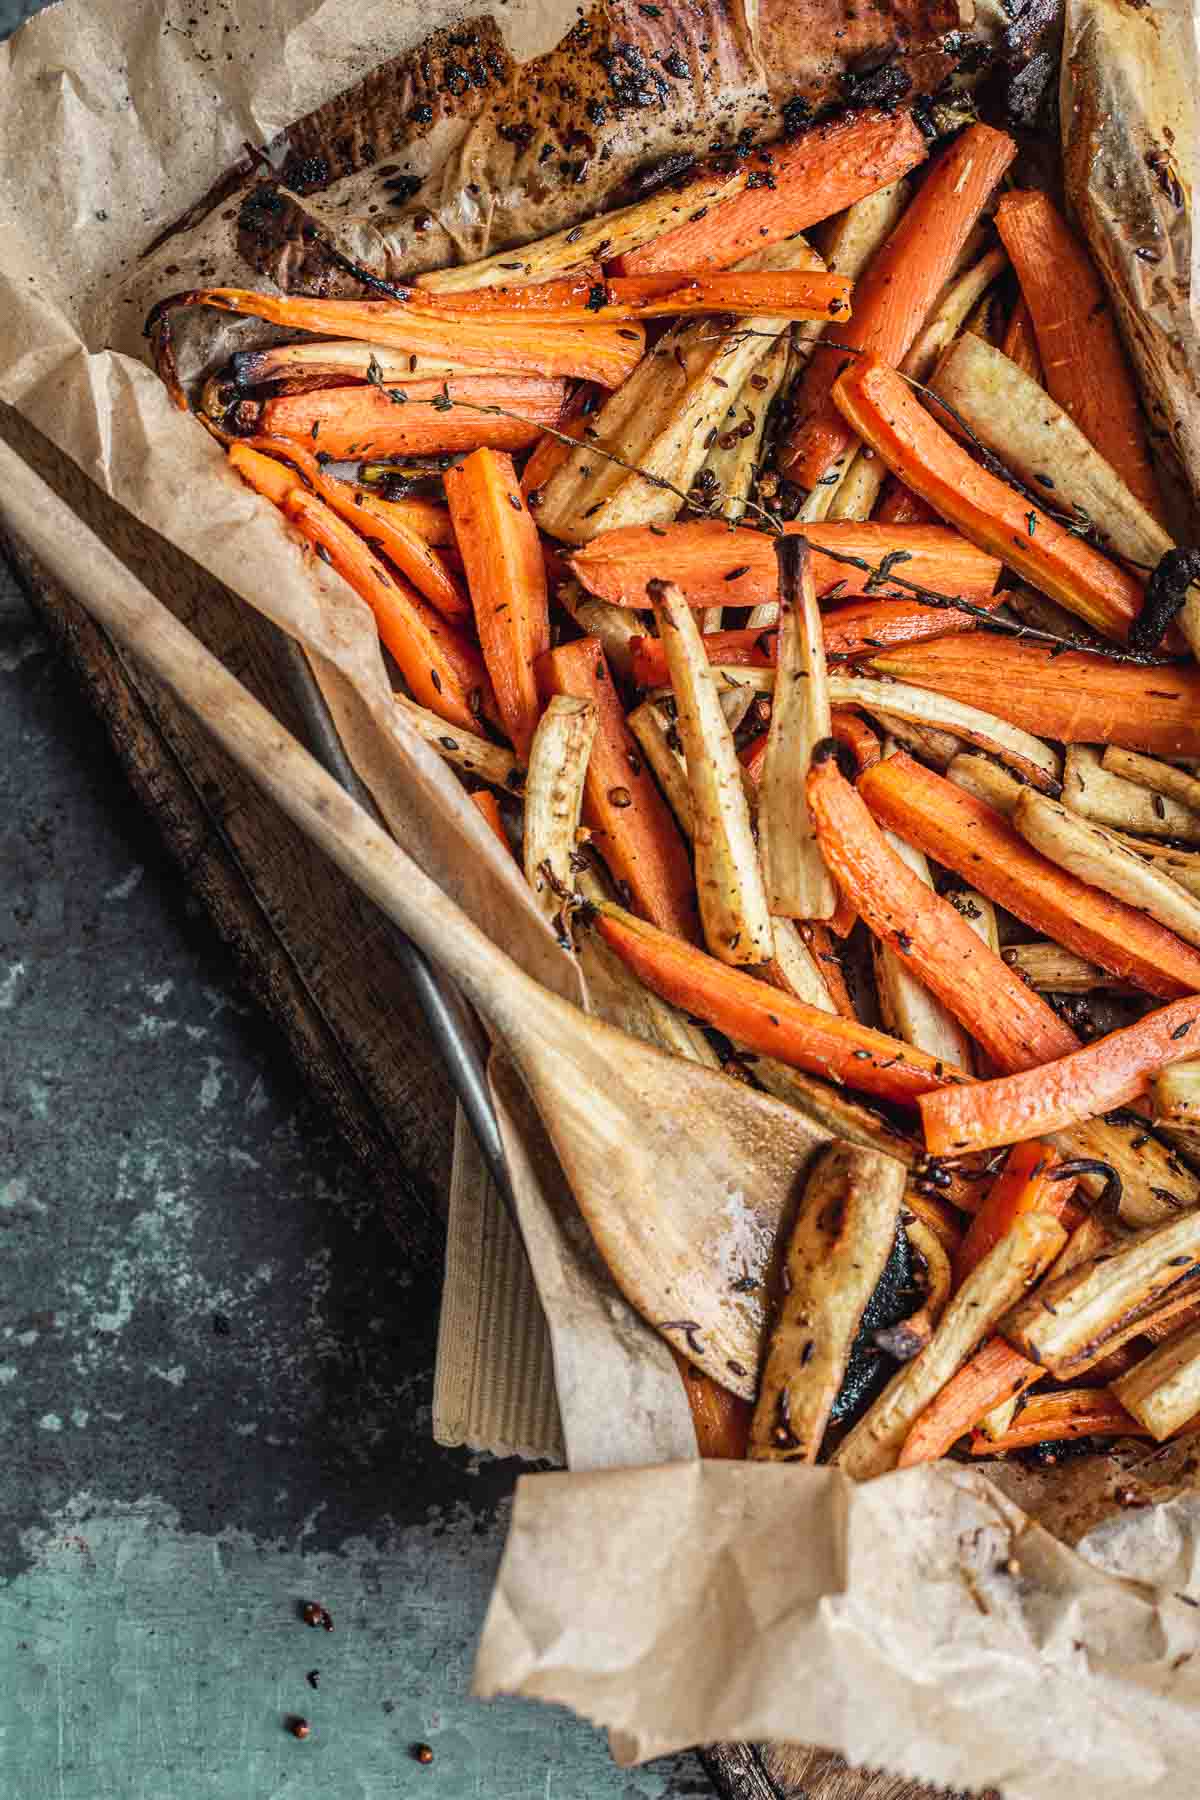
[{"xmin": 148, "ymin": 104, "xmax": 1200, "ymax": 1475}]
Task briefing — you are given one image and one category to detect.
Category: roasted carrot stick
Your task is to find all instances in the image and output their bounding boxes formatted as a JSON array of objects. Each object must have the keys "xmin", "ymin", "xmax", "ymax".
[
  {"xmin": 233, "ymin": 438, "xmax": 470, "ymax": 622},
  {"xmin": 570, "ymin": 520, "xmax": 1002, "ymax": 612},
  {"xmin": 800, "ymin": 921, "xmax": 857, "ymax": 1020},
  {"xmin": 612, "ymin": 109, "xmax": 928, "ymax": 276},
  {"xmin": 868, "ymin": 638, "xmax": 1200, "ymax": 760},
  {"xmin": 366, "ymin": 496, "xmax": 454, "ymax": 545},
  {"xmin": 954, "ymin": 1141, "xmax": 1080, "ymax": 1285},
  {"xmin": 672, "ymin": 1348, "xmax": 752, "ymax": 1458},
  {"xmin": 253, "ymin": 478, "xmax": 493, "ymax": 731},
  {"xmin": 593, "ymin": 901, "xmax": 969, "ymax": 1104},
  {"xmin": 995, "ymin": 191, "xmax": 1164, "ymax": 523},
  {"xmin": 859, "ymin": 753, "xmax": 1200, "ymax": 1000},
  {"xmin": 1000, "ymin": 293, "xmax": 1043, "ymax": 384},
  {"xmin": 163, "ymin": 285, "xmax": 645, "ymax": 386},
  {"xmin": 586, "ymin": 270, "xmax": 854, "ymax": 320},
  {"xmin": 628, "ymin": 599, "xmax": 977, "ymax": 687},
  {"xmin": 256, "ymin": 377, "xmax": 567, "ymax": 461},
  {"xmin": 831, "ymin": 357, "xmax": 1147, "ymax": 641},
  {"xmin": 920, "ymin": 996, "xmax": 1200, "ymax": 1156},
  {"xmin": 779, "ymin": 124, "xmax": 1016, "ymax": 491},
  {"xmin": 521, "ymin": 383, "xmax": 602, "ymax": 499},
  {"xmin": 739, "ymin": 711, "xmax": 880, "ymax": 782},
  {"xmin": 536, "ymin": 638, "xmax": 699, "ymax": 941},
  {"xmin": 806, "ymin": 749, "xmax": 1081, "ymax": 1073},
  {"xmin": 875, "ymin": 479, "xmax": 938, "ymax": 527},
  {"xmin": 969, "ymin": 1388, "xmax": 1148, "ymax": 1454},
  {"xmin": 469, "ymin": 789, "xmax": 514, "ymax": 858},
  {"xmin": 897, "ymin": 1336, "xmax": 1044, "ymax": 1466},
  {"xmin": 444, "ymin": 449, "xmax": 549, "ymax": 762}
]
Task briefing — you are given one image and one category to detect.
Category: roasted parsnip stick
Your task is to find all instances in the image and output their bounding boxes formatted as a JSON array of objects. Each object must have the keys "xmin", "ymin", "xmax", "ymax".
[
  {"xmin": 1015, "ymin": 790, "xmax": 1200, "ymax": 950},
  {"xmin": 1064, "ymin": 745, "xmax": 1200, "ymax": 844},
  {"xmin": 1102, "ymin": 749, "xmax": 1200, "ymax": 820},
  {"xmin": 1001, "ymin": 1212, "xmax": 1200, "ymax": 1378},
  {"xmin": 835, "ymin": 1212, "xmax": 1067, "ymax": 1479},
  {"xmin": 392, "ymin": 694, "xmax": 520, "ymax": 789},
  {"xmin": 763, "ymin": 919, "xmax": 837, "ymax": 1013},
  {"xmin": 759, "ymin": 537, "xmax": 836, "ymax": 920},
  {"xmin": 749, "ymin": 1059, "xmax": 917, "ymax": 1164},
  {"xmin": 1045, "ymin": 1110, "xmax": 1200, "ymax": 1231},
  {"xmin": 946, "ymin": 752, "xmax": 1021, "ymax": 816},
  {"xmin": 522, "ymin": 696, "xmax": 598, "ymax": 929},
  {"xmin": 929, "ymin": 333, "xmax": 1178, "ymax": 574},
  {"xmin": 557, "ymin": 580, "xmax": 643, "ymax": 685},
  {"xmin": 627, "ymin": 701, "xmax": 694, "ymax": 840},
  {"xmin": 650, "ymin": 581, "xmax": 773, "ymax": 966},
  {"xmin": 1112, "ymin": 1322, "xmax": 1200, "ymax": 1440},
  {"xmin": 1002, "ymin": 942, "xmax": 1125, "ymax": 993},
  {"xmin": 829, "ymin": 675, "xmax": 1059, "ymax": 790},
  {"xmin": 1153, "ymin": 1062, "xmax": 1200, "ymax": 1127},
  {"xmin": 750, "ymin": 1143, "xmax": 906, "ymax": 1462}
]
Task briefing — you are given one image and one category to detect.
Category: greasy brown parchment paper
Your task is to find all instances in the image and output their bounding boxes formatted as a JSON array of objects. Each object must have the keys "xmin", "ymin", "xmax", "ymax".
[{"xmin": 3, "ymin": 0, "xmax": 1200, "ymax": 1787}]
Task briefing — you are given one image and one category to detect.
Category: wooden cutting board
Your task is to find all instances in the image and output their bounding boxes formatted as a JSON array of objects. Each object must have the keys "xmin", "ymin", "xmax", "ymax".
[{"xmin": 1, "ymin": 405, "xmax": 978, "ymax": 1800}]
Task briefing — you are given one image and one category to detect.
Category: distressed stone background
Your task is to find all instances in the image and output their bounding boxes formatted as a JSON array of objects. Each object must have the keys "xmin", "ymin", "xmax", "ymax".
[{"xmin": 0, "ymin": 7, "xmax": 713, "ymax": 1787}]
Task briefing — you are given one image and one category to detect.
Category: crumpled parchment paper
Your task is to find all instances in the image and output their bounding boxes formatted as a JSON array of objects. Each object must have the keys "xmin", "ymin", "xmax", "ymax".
[{"xmin": 3, "ymin": 0, "xmax": 1199, "ymax": 1787}]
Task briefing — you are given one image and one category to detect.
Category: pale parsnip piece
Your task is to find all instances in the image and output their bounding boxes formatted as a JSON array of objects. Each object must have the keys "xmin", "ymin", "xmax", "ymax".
[
  {"xmin": 1002, "ymin": 941, "xmax": 1125, "ymax": 993},
  {"xmin": 393, "ymin": 692, "xmax": 520, "ymax": 789},
  {"xmin": 700, "ymin": 669, "xmax": 1059, "ymax": 789},
  {"xmin": 949, "ymin": 886, "xmax": 1001, "ymax": 954},
  {"xmin": 1154, "ymin": 1062, "xmax": 1200, "ymax": 1128},
  {"xmin": 1064, "ymin": 745, "xmax": 1200, "ymax": 843},
  {"xmin": 416, "ymin": 170, "xmax": 746, "ymax": 292},
  {"xmin": 929, "ymin": 333, "xmax": 1181, "ymax": 576},
  {"xmin": 759, "ymin": 537, "xmax": 836, "ymax": 919},
  {"xmin": 947, "ymin": 751, "xmax": 1022, "ymax": 816},
  {"xmin": 627, "ymin": 700, "xmax": 694, "ymax": 840},
  {"xmin": 750, "ymin": 1058, "xmax": 918, "ymax": 1165},
  {"xmin": 1103, "ymin": 747, "xmax": 1200, "ymax": 818},
  {"xmin": 1112, "ymin": 1322, "xmax": 1200, "ymax": 1440},
  {"xmin": 835, "ymin": 1212, "xmax": 1067, "ymax": 1479},
  {"xmin": 1014, "ymin": 788, "xmax": 1200, "ymax": 950},
  {"xmin": 651, "ymin": 581, "xmax": 773, "ymax": 966},
  {"xmin": 1001, "ymin": 1211, "xmax": 1200, "ymax": 1377},
  {"xmin": 1047, "ymin": 1112, "xmax": 1200, "ymax": 1230},
  {"xmin": 522, "ymin": 695, "xmax": 597, "ymax": 928},
  {"xmin": 558, "ymin": 578, "xmax": 643, "ymax": 683},
  {"xmin": 749, "ymin": 1142, "xmax": 906, "ymax": 1462},
  {"xmin": 764, "ymin": 918, "xmax": 837, "ymax": 1011}
]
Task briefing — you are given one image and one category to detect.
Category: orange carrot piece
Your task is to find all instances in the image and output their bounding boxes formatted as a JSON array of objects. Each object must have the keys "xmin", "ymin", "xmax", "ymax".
[
  {"xmin": 897, "ymin": 1337, "xmax": 1044, "ymax": 1466},
  {"xmin": 859, "ymin": 753, "xmax": 1200, "ymax": 1000},
  {"xmin": 903, "ymin": 1186, "xmax": 967, "ymax": 1256},
  {"xmin": 613, "ymin": 109, "xmax": 929, "ymax": 276},
  {"xmin": 537, "ymin": 639, "xmax": 699, "ymax": 942},
  {"xmin": 235, "ymin": 438, "xmax": 470, "ymax": 622},
  {"xmin": 373, "ymin": 497, "xmax": 454, "ymax": 546},
  {"xmin": 831, "ymin": 356, "xmax": 1148, "ymax": 641},
  {"xmin": 469, "ymin": 790, "xmax": 513, "ymax": 859},
  {"xmin": 185, "ymin": 285, "xmax": 645, "ymax": 386},
  {"xmin": 597, "ymin": 270, "xmax": 853, "ymax": 320},
  {"xmin": 995, "ymin": 191, "xmax": 1164, "ymax": 523},
  {"xmin": 875, "ymin": 478, "xmax": 938, "ymax": 526},
  {"xmin": 672, "ymin": 1349, "xmax": 752, "ymax": 1458},
  {"xmin": 627, "ymin": 599, "xmax": 976, "ymax": 687},
  {"xmin": 1000, "ymin": 293, "xmax": 1043, "ymax": 385},
  {"xmin": 807, "ymin": 751, "xmax": 1081, "ymax": 1074},
  {"xmin": 780, "ymin": 124, "xmax": 1016, "ymax": 490},
  {"xmin": 970, "ymin": 1388, "xmax": 1148, "ymax": 1454},
  {"xmin": 444, "ymin": 449, "xmax": 549, "ymax": 762},
  {"xmin": 275, "ymin": 486, "xmax": 492, "ymax": 731},
  {"xmin": 954, "ymin": 1140, "xmax": 1079, "ymax": 1285},
  {"xmin": 228, "ymin": 440, "xmax": 296, "ymax": 506},
  {"xmin": 258, "ymin": 377, "xmax": 567, "ymax": 461},
  {"xmin": 868, "ymin": 637, "xmax": 1200, "ymax": 760},
  {"xmin": 920, "ymin": 995, "xmax": 1200, "ymax": 1156},
  {"xmin": 570, "ymin": 520, "xmax": 1002, "ymax": 612},
  {"xmin": 521, "ymin": 383, "xmax": 601, "ymax": 498},
  {"xmin": 800, "ymin": 921, "xmax": 857, "ymax": 1020},
  {"xmin": 594, "ymin": 902, "xmax": 968, "ymax": 1104}
]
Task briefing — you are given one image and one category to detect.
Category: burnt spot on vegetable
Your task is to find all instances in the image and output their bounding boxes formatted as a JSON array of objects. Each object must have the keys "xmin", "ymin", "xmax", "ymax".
[
  {"xmin": 830, "ymin": 1221, "xmax": 914, "ymax": 1423},
  {"xmin": 1130, "ymin": 548, "xmax": 1200, "ymax": 652}
]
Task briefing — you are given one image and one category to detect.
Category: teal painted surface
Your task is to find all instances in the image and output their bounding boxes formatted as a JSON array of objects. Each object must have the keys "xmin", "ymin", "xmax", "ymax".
[{"xmin": 1, "ymin": 1496, "xmax": 691, "ymax": 1800}]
